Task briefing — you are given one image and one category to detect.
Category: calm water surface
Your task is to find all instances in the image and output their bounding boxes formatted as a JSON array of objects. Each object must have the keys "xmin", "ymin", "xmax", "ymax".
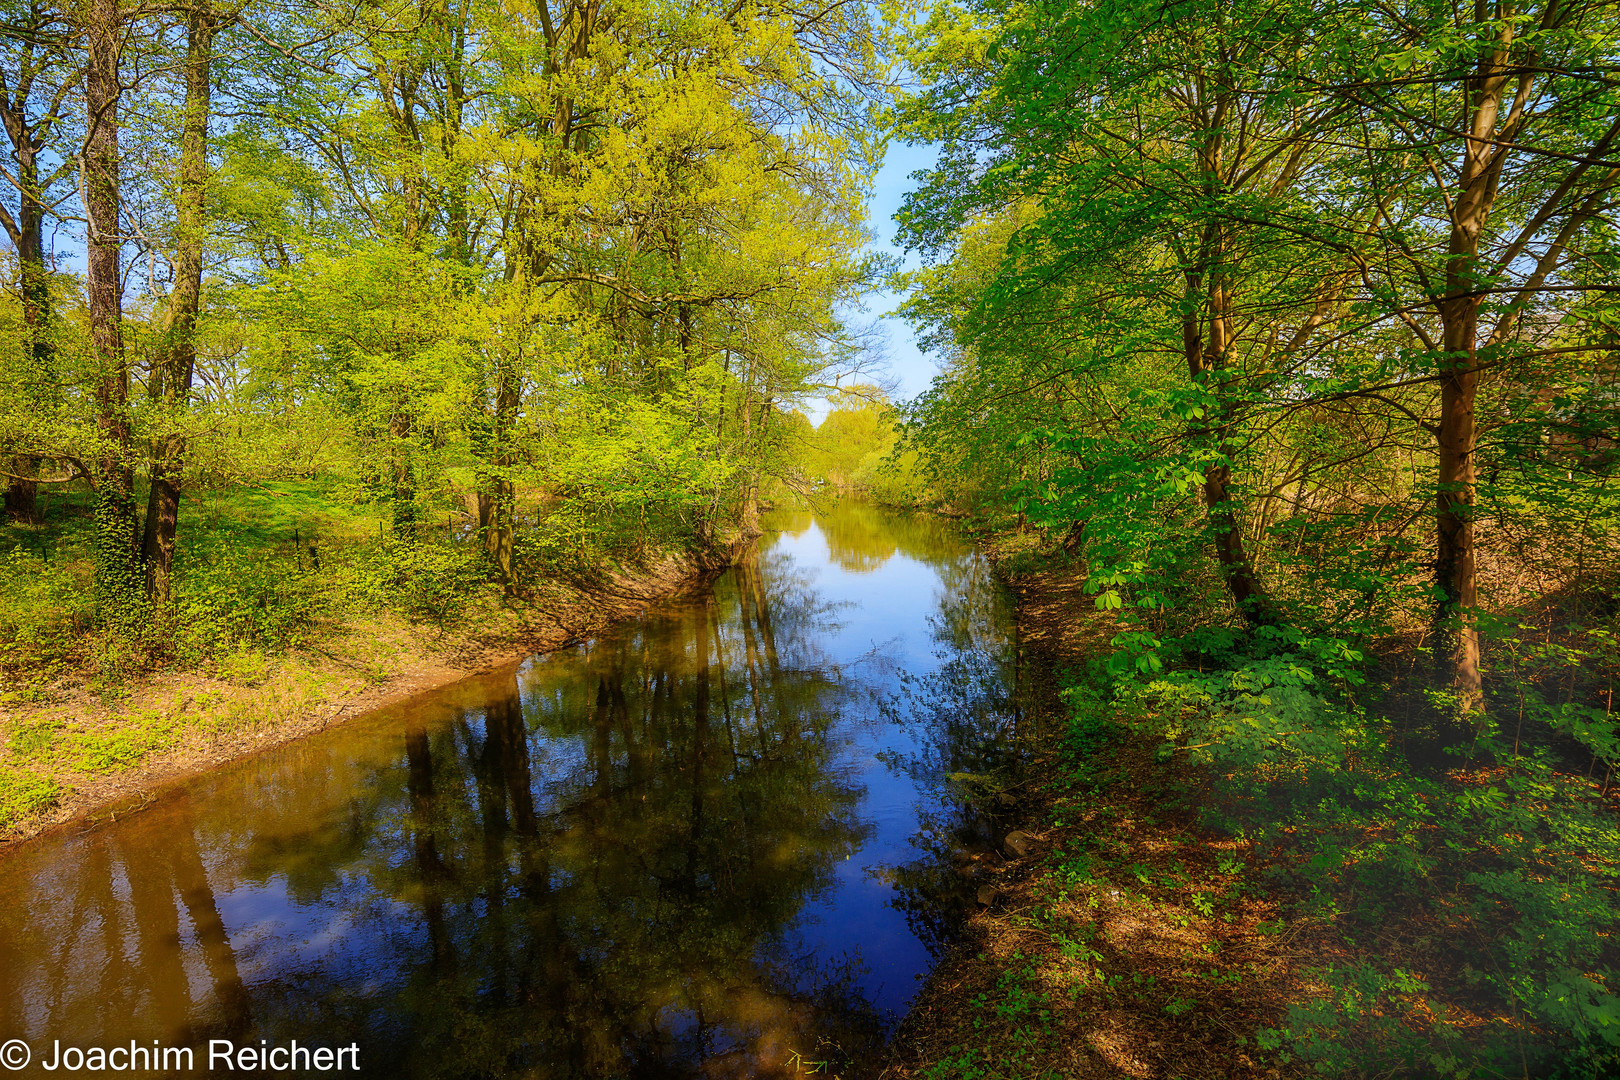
[{"xmin": 0, "ymin": 504, "xmax": 1023, "ymax": 1077}]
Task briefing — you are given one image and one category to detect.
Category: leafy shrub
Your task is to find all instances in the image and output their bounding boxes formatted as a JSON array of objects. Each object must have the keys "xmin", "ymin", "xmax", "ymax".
[
  {"xmin": 173, "ymin": 541, "xmax": 328, "ymax": 658},
  {"xmin": 354, "ymin": 539, "xmax": 494, "ymax": 630}
]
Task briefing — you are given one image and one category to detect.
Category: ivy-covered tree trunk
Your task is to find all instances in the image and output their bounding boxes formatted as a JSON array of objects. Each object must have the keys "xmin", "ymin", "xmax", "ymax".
[
  {"xmin": 142, "ymin": 1, "xmax": 214, "ymax": 602},
  {"xmin": 85, "ymin": 0, "xmax": 140, "ymax": 618}
]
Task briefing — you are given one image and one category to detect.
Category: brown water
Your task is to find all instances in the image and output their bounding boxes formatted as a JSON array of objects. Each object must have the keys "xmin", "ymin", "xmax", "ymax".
[{"xmin": 0, "ymin": 504, "xmax": 1023, "ymax": 1078}]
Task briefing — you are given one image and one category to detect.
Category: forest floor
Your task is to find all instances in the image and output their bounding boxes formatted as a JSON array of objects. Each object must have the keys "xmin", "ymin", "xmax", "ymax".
[
  {"xmin": 881, "ymin": 533, "xmax": 1319, "ymax": 1080},
  {"xmin": 0, "ymin": 534, "xmax": 738, "ymax": 850}
]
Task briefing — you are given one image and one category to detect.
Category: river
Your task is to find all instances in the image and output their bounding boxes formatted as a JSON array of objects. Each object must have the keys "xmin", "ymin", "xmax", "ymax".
[{"xmin": 0, "ymin": 503, "xmax": 1025, "ymax": 1078}]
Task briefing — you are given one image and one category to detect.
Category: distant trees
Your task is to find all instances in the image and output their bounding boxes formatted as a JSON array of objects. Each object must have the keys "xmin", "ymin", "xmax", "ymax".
[{"xmin": 800, "ymin": 388, "xmax": 931, "ymax": 505}]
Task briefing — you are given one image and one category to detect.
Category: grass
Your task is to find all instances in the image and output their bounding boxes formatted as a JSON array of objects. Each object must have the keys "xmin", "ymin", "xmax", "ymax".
[
  {"xmin": 69, "ymin": 710, "xmax": 191, "ymax": 774},
  {"xmin": 0, "ymin": 644, "xmax": 359, "ymax": 833}
]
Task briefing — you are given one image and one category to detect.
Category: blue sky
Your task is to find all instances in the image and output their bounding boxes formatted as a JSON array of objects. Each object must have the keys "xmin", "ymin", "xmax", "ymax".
[{"xmin": 825, "ymin": 139, "xmax": 942, "ymax": 422}]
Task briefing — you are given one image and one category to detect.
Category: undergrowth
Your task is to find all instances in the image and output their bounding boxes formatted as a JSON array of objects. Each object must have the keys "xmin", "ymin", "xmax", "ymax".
[
  {"xmin": 0, "ymin": 480, "xmax": 707, "ymax": 691},
  {"xmin": 1102, "ymin": 616, "xmax": 1620, "ymax": 1076}
]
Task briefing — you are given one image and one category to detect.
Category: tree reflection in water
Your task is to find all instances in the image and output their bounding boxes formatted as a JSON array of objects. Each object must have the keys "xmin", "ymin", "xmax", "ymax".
[
  {"xmin": 879, "ymin": 544, "xmax": 1029, "ymax": 958},
  {"xmin": 0, "ymin": 505, "xmax": 1019, "ymax": 1080},
  {"xmin": 225, "ymin": 545, "xmax": 882, "ymax": 1077}
]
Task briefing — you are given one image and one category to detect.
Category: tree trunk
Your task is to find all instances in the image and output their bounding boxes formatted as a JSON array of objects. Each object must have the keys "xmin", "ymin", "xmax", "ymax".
[
  {"xmin": 85, "ymin": 0, "xmax": 139, "ymax": 618},
  {"xmin": 15, "ymin": 143, "xmax": 50, "ymax": 368},
  {"xmin": 390, "ymin": 411, "xmax": 418, "ymax": 540},
  {"xmin": 0, "ymin": 24, "xmax": 60, "ymax": 524},
  {"xmin": 1430, "ymin": 23, "xmax": 1518, "ymax": 720},
  {"xmin": 482, "ymin": 362, "xmax": 519, "ymax": 585},
  {"xmin": 1183, "ymin": 267, "xmax": 1275, "ymax": 626},
  {"xmin": 1433, "ymin": 283, "xmax": 1485, "ymax": 717},
  {"xmin": 4, "ymin": 468, "xmax": 37, "ymax": 523},
  {"xmin": 142, "ymin": 2, "xmax": 213, "ymax": 602},
  {"xmin": 6, "ymin": 140, "xmax": 48, "ymax": 522}
]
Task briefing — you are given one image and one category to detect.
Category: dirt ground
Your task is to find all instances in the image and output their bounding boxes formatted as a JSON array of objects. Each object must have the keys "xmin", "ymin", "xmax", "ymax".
[{"xmin": 0, "ymin": 546, "xmax": 735, "ymax": 852}]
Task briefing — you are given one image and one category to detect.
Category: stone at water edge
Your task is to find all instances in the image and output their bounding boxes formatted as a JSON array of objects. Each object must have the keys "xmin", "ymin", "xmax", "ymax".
[
  {"xmin": 1003, "ymin": 830, "xmax": 1035, "ymax": 859},
  {"xmin": 977, "ymin": 884, "xmax": 1000, "ymax": 907}
]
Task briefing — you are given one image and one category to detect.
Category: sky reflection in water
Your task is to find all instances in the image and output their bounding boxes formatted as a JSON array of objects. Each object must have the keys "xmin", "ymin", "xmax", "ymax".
[{"xmin": 0, "ymin": 503, "xmax": 1019, "ymax": 1078}]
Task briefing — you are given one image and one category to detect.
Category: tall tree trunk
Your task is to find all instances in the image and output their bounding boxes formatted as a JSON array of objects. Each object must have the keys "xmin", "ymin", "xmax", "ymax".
[
  {"xmin": 142, "ymin": 2, "xmax": 213, "ymax": 602},
  {"xmin": 1434, "ymin": 308, "xmax": 1482, "ymax": 717},
  {"xmin": 85, "ymin": 0, "xmax": 139, "ymax": 618},
  {"xmin": 1431, "ymin": 22, "xmax": 1520, "ymax": 720}
]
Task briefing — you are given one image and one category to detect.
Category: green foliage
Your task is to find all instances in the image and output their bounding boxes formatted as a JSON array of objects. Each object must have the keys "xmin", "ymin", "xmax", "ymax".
[
  {"xmin": 69, "ymin": 711, "xmax": 189, "ymax": 774},
  {"xmin": 6, "ymin": 718, "xmax": 62, "ymax": 758},
  {"xmin": 0, "ymin": 766, "xmax": 62, "ymax": 829},
  {"xmin": 891, "ymin": 0, "xmax": 1620, "ymax": 1066},
  {"xmin": 92, "ymin": 484, "xmax": 145, "ymax": 631},
  {"xmin": 173, "ymin": 540, "xmax": 329, "ymax": 657},
  {"xmin": 800, "ymin": 389, "xmax": 936, "ymax": 507},
  {"xmin": 355, "ymin": 539, "xmax": 496, "ymax": 632},
  {"xmin": 1108, "ymin": 632, "xmax": 1620, "ymax": 1074},
  {"xmin": 0, "ymin": 0, "xmax": 887, "ymax": 686},
  {"xmin": 0, "ymin": 546, "xmax": 92, "ymax": 677}
]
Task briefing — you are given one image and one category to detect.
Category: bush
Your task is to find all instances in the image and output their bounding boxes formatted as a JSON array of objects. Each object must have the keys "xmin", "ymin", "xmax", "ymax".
[
  {"xmin": 170, "ymin": 540, "xmax": 329, "ymax": 663},
  {"xmin": 355, "ymin": 538, "xmax": 495, "ymax": 630}
]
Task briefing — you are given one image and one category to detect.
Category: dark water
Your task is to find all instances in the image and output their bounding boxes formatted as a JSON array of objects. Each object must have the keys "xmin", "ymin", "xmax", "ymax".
[{"xmin": 0, "ymin": 504, "xmax": 1024, "ymax": 1078}]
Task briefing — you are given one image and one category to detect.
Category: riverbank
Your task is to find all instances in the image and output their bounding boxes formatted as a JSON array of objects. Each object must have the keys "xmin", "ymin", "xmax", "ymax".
[
  {"xmin": 884, "ymin": 532, "xmax": 1307, "ymax": 1080},
  {"xmin": 886, "ymin": 526, "xmax": 1620, "ymax": 1079},
  {"xmin": 0, "ymin": 540, "xmax": 743, "ymax": 848}
]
